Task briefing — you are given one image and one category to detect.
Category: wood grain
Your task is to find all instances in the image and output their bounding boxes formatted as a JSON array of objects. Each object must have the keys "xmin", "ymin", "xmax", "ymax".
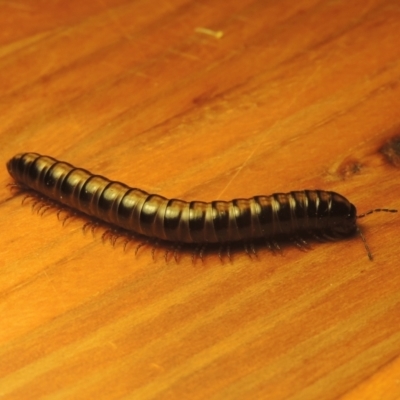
[{"xmin": 1, "ymin": 0, "xmax": 400, "ymax": 399}]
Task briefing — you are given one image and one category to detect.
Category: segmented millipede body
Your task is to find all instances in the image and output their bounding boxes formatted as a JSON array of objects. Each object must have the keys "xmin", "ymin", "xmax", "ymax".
[{"xmin": 6, "ymin": 152, "xmax": 397, "ymax": 259}]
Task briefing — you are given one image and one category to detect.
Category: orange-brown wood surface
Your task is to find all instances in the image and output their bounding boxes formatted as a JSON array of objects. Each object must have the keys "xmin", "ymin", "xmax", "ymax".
[{"xmin": 0, "ymin": 1, "xmax": 400, "ymax": 399}]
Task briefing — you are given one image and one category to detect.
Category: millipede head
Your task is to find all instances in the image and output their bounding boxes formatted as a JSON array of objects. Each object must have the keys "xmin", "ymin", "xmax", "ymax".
[{"xmin": 328, "ymin": 198, "xmax": 358, "ymax": 237}]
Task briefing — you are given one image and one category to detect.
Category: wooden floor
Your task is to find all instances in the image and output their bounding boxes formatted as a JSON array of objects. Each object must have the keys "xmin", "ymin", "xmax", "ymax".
[{"xmin": 1, "ymin": 1, "xmax": 400, "ymax": 399}]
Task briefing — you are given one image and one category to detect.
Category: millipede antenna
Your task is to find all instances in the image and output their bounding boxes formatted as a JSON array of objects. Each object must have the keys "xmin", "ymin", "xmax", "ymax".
[
  {"xmin": 357, "ymin": 208, "xmax": 397, "ymax": 219},
  {"xmin": 356, "ymin": 208, "xmax": 397, "ymax": 261}
]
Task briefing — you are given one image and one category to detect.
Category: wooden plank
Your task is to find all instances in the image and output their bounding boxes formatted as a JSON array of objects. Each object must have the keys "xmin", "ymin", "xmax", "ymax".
[{"xmin": 0, "ymin": 0, "xmax": 399, "ymax": 399}]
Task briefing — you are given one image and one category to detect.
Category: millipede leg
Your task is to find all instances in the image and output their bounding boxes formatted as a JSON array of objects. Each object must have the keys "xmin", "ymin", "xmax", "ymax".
[
  {"xmin": 82, "ymin": 221, "xmax": 98, "ymax": 235},
  {"xmin": 173, "ymin": 244, "xmax": 181, "ymax": 263},
  {"xmin": 357, "ymin": 227, "xmax": 373, "ymax": 261},
  {"xmin": 191, "ymin": 248, "xmax": 197, "ymax": 263},
  {"xmin": 135, "ymin": 241, "xmax": 147, "ymax": 256},
  {"xmin": 249, "ymin": 242, "xmax": 257, "ymax": 258},
  {"xmin": 199, "ymin": 245, "xmax": 206, "ymax": 263},
  {"xmin": 106, "ymin": 230, "xmax": 116, "ymax": 243},
  {"xmin": 272, "ymin": 241, "xmax": 280, "ymax": 250},
  {"xmin": 151, "ymin": 241, "xmax": 160, "ymax": 261},
  {"xmin": 61, "ymin": 213, "xmax": 75, "ymax": 226},
  {"xmin": 88, "ymin": 221, "xmax": 100, "ymax": 235},
  {"xmin": 39, "ymin": 204, "xmax": 53, "ymax": 216},
  {"xmin": 21, "ymin": 194, "xmax": 35, "ymax": 205},
  {"xmin": 101, "ymin": 230, "xmax": 111, "ymax": 243},
  {"xmin": 311, "ymin": 232, "xmax": 326, "ymax": 242},
  {"xmin": 226, "ymin": 244, "xmax": 232, "ymax": 262},
  {"xmin": 218, "ymin": 244, "xmax": 232, "ymax": 263},
  {"xmin": 30, "ymin": 199, "xmax": 41, "ymax": 211},
  {"xmin": 7, "ymin": 182, "xmax": 23, "ymax": 193},
  {"xmin": 122, "ymin": 238, "xmax": 130, "ymax": 251},
  {"xmin": 191, "ymin": 245, "xmax": 202, "ymax": 263},
  {"xmin": 109, "ymin": 231, "xmax": 120, "ymax": 247},
  {"xmin": 263, "ymin": 239, "xmax": 281, "ymax": 255},
  {"xmin": 122, "ymin": 234, "xmax": 136, "ymax": 252},
  {"xmin": 243, "ymin": 243, "xmax": 251, "ymax": 259},
  {"xmin": 291, "ymin": 236, "xmax": 311, "ymax": 252},
  {"xmin": 264, "ymin": 240, "xmax": 274, "ymax": 253},
  {"xmin": 82, "ymin": 221, "xmax": 91, "ymax": 234},
  {"xmin": 35, "ymin": 202, "xmax": 48, "ymax": 215},
  {"xmin": 321, "ymin": 233, "xmax": 336, "ymax": 241},
  {"xmin": 57, "ymin": 208, "xmax": 67, "ymax": 221},
  {"xmin": 164, "ymin": 248, "xmax": 170, "ymax": 263},
  {"xmin": 218, "ymin": 245, "xmax": 224, "ymax": 262},
  {"xmin": 242, "ymin": 242, "xmax": 257, "ymax": 259}
]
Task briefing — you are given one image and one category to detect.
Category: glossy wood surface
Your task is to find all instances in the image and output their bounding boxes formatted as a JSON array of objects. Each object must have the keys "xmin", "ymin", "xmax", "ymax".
[{"xmin": 0, "ymin": 1, "xmax": 400, "ymax": 399}]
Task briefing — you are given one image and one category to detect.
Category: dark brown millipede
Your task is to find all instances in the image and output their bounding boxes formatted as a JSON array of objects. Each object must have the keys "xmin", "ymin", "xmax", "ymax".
[{"xmin": 6, "ymin": 152, "xmax": 398, "ymax": 260}]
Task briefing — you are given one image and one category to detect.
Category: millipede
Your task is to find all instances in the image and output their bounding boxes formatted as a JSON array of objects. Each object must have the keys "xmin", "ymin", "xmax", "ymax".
[{"xmin": 6, "ymin": 152, "xmax": 398, "ymax": 261}]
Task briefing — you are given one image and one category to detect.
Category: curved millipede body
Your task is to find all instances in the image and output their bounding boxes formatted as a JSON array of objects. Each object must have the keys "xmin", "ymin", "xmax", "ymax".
[{"xmin": 6, "ymin": 152, "xmax": 397, "ymax": 259}]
